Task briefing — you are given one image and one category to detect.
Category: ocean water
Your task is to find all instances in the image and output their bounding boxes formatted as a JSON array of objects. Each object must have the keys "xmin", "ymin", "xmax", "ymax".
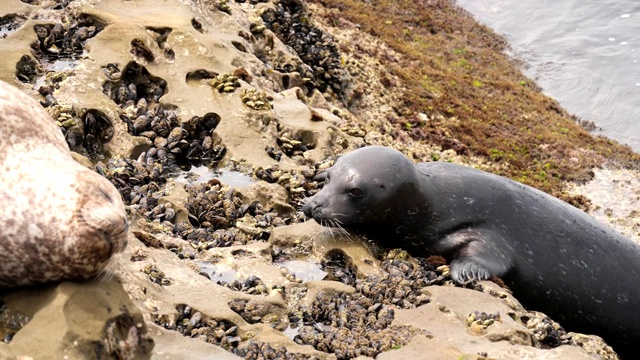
[{"xmin": 456, "ymin": 0, "xmax": 640, "ymax": 152}]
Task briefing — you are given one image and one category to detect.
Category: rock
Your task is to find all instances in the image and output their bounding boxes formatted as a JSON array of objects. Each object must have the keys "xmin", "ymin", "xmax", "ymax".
[
  {"xmin": 0, "ymin": 0, "xmax": 628, "ymax": 357},
  {"xmin": 0, "ymin": 277, "xmax": 154, "ymax": 359},
  {"xmin": 376, "ymin": 335, "xmax": 471, "ymax": 360},
  {"xmin": 392, "ymin": 285, "xmax": 598, "ymax": 359},
  {"xmin": 149, "ymin": 323, "xmax": 242, "ymax": 360}
]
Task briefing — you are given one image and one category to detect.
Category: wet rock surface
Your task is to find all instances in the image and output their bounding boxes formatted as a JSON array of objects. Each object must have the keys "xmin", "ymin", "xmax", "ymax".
[{"xmin": 0, "ymin": 0, "xmax": 632, "ymax": 359}]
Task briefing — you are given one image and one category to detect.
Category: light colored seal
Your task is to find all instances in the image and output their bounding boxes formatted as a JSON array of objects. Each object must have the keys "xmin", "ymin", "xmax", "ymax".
[
  {"xmin": 303, "ymin": 146, "xmax": 640, "ymax": 358},
  {"xmin": 0, "ymin": 80, "xmax": 128, "ymax": 288}
]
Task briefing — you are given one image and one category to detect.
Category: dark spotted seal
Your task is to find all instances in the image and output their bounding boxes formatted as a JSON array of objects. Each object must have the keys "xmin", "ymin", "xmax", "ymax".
[
  {"xmin": 303, "ymin": 145, "xmax": 640, "ymax": 357},
  {"xmin": 0, "ymin": 80, "xmax": 128, "ymax": 288}
]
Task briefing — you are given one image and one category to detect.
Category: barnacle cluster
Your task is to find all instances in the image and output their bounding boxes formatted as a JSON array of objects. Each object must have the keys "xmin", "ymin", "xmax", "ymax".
[{"xmin": 210, "ymin": 74, "xmax": 240, "ymax": 93}]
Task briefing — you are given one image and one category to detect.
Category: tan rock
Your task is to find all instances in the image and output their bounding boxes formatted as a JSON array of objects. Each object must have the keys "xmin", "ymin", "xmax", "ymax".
[
  {"xmin": 0, "ymin": 278, "xmax": 154, "ymax": 359},
  {"xmin": 393, "ymin": 285, "xmax": 598, "ymax": 359}
]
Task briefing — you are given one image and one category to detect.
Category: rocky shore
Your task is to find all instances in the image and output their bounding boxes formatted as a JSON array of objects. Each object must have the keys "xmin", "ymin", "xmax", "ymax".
[{"xmin": 0, "ymin": 0, "xmax": 638, "ymax": 359}]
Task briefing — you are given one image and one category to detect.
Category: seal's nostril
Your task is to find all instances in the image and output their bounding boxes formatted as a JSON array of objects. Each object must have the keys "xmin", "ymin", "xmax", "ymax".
[{"xmin": 303, "ymin": 199, "xmax": 319, "ymax": 217}]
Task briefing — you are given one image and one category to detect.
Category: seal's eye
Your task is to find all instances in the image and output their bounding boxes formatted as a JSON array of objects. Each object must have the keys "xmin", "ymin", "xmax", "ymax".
[{"xmin": 348, "ymin": 188, "xmax": 364, "ymax": 198}]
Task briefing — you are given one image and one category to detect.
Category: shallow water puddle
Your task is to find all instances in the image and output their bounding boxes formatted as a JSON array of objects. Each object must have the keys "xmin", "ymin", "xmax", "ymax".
[
  {"xmin": 197, "ymin": 261, "xmax": 237, "ymax": 284},
  {"xmin": 0, "ymin": 26, "xmax": 15, "ymax": 38},
  {"xmin": 278, "ymin": 260, "xmax": 327, "ymax": 282},
  {"xmin": 283, "ymin": 323, "xmax": 303, "ymax": 340},
  {"xmin": 44, "ymin": 58, "xmax": 80, "ymax": 72},
  {"xmin": 175, "ymin": 165, "xmax": 256, "ymax": 187},
  {"xmin": 0, "ymin": 16, "xmax": 25, "ymax": 39},
  {"xmin": 34, "ymin": 58, "xmax": 80, "ymax": 89}
]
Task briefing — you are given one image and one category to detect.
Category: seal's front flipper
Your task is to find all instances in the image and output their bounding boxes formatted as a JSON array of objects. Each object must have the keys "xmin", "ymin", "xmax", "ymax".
[
  {"xmin": 439, "ymin": 228, "xmax": 513, "ymax": 284},
  {"xmin": 450, "ymin": 258, "xmax": 492, "ymax": 283}
]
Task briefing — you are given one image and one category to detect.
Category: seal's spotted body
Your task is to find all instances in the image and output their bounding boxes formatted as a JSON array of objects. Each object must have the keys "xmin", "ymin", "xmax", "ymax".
[
  {"xmin": 303, "ymin": 146, "xmax": 640, "ymax": 358},
  {"xmin": 0, "ymin": 80, "xmax": 127, "ymax": 287}
]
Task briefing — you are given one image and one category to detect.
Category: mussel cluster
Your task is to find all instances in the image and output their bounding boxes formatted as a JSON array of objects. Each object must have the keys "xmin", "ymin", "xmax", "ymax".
[
  {"xmin": 69, "ymin": 109, "xmax": 113, "ymax": 157},
  {"xmin": 101, "ymin": 157, "xmax": 180, "ymax": 232},
  {"xmin": 180, "ymin": 114, "xmax": 227, "ymax": 165},
  {"xmin": 261, "ymin": 0, "xmax": 347, "ymax": 97},
  {"xmin": 320, "ymin": 250, "xmax": 357, "ymax": 286},
  {"xmin": 31, "ymin": 14, "xmax": 104, "ymax": 60},
  {"xmin": 521, "ymin": 312, "xmax": 570, "ymax": 348},
  {"xmin": 282, "ymin": 259, "xmax": 446, "ymax": 358},
  {"xmin": 20, "ymin": 0, "xmax": 74, "ymax": 9},
  {"xmin": 354, "ymin": 259, "xmax": 436, "ymax": 309},
  {"xmin": 184, "ymin": 181, "xmax": 242, "ymax": 230},
  {"xmin": 234, "ymin": 0, "xmax": 269, "ymax": 4},
  {"xmin": 155, "ymin": 304, "xmax": 243, "ymax": 348},
  {"xmin": 15, "ymin": 55, "xmax": 42, "ymax": 83},
  {"xmin": 44, "ymin": 103, "xmax": 114, "ymax": 159},
  {"xmin": 173, "ymin": 180, "xmax": 287, "ymax": 249},
  {"xmin": 103, "ymin": 62, "xmax": 167, "ymax": 106},
  {"xmin": 133, "ymin": 109, "xmax": 225, "ymax": 169},
  {"xmin": 216, "ymin": 275, "xmax": 271, "ymax": 295},
  {"xmin": 231, "ymin": 342, "xmax": 316, "ymax": 360},
  {"xmin": 105, "ymin": 62, "xmax": 227, "ymax": 169},
  {"xmin": 228, "ymin": 298, "xmax": 286, "ymax": 327},
  {"xmin": 102, "ymin": 155, "xmax": 292, "ymax": 251},
  {"xmin": 100, "ymin": 158, "xmax": 166, "ymax": 211},
  {"xmin": 292, "ymin": 290, "xmax": 428, "ymax": 359}
]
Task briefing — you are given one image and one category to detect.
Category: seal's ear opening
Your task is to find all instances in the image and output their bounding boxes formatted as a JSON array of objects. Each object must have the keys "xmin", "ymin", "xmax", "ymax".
[{"xmin": 373, "ymin": 179, "xmax": 384, "ymax": 189}]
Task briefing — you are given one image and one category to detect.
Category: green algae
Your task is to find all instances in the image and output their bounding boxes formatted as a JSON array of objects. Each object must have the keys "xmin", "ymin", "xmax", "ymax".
[{"xmin": 311, "ymin": 0, "xmax": 640, "ymax": 204}]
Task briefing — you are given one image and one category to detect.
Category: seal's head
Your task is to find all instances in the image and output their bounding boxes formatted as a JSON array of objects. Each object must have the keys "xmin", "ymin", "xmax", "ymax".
[
  {"xmin": 0, "ymin": 79, "xmax": 128, "ymax": 287},
  {"xmin": 303, "ymin": 146, "xmax": 421, "ymax": 229},
  {"xmin": 71, "ymin": 167, "xmax": 129, "ymax": 273}
]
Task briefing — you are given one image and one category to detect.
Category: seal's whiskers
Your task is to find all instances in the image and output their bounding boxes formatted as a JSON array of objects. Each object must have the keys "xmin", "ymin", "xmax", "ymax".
[
  {"xmin": 96, "ymin": 266, "xmax": 115, "ymax": 283},
  {"xmin": 331, "ymin": 221, "xmax": 350, "ymax": 237}
]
